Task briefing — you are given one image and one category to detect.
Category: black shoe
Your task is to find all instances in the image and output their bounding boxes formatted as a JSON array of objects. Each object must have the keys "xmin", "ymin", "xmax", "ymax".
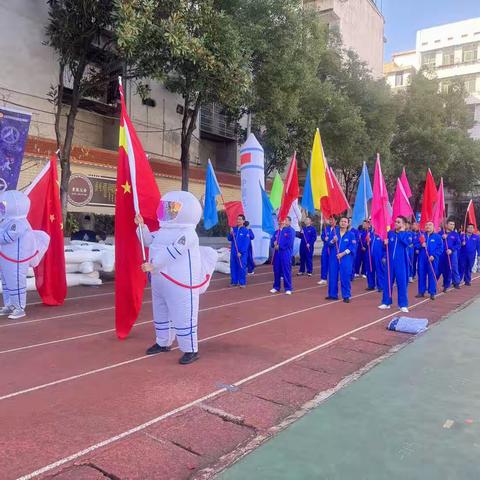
[
  {"xmin": 415, "ymin": 294, "xmax": 425, "ymax": 298},
  {"xmin": 179, "ymin": 352, "xmax": 199, "ymax": 365},
  {"xmin": 430, "ymin": 294, "xmax": 435, "ymax": 300},
  {"xmin": 443, "ymin": 288, "xmax": 447, "ymax": 293},
  {"xmin": 146, "ymin": 344, "xmax": 171, "ymax": 355},
  {"xmin": 465, "ymin": 282, "xmax": 471, "ymax": 286},
  {"xmin": 454, "ymin": 284, "xmax": 461, "ymax": 290},
  {"xmin": 343, "ymin": 298, "xmax": 350, "ymax": 303},
  {"xmin": 325, "ymin": 296, "xmax": 338, "ymax": 300},
  {"xmin": 365, "ymin": 287, "xmax": 375, "ymax": 291}
]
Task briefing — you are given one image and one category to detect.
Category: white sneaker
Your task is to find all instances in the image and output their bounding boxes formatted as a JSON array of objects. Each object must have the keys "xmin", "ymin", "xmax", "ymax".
[
  {"xmin": 361, "ymin": 274, "xmax": 367, "ymax": 279},
  {"xmin": 378, "ymin": 304, "xmax": 391, "ymax": 310},
  {"xmin": 400, "ymin": 307, "xmax": 409, "ymax": 313},
  {"xmin": 0, "ymin": 306, "xmax": 13, "ymax": 316},
  {"xmin": 317, "ymin": 280, "xmax": 327, "ymax": 285},
  {"xmin": 285, "ymin": 290, "xmax": 292, "ymax": 295},
  {"xmin": 270, "ymin": 288, "xmax": 279, "ymax": 294},
  {"xmin": 8, "ymin": 308, "xmax": 26, "ymax": 320}
]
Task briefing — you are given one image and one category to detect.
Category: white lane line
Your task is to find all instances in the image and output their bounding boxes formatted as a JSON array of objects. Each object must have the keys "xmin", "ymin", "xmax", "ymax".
[
  {"xmin": 0, "ymin": 283, "xmax": 325, "ymax": 354},
  {"xmin": 16, "ymin": 293, "xmax": 436, "ymax": 480},
  {"xmin": 0, "ymin": 290, "xmax": 374, "ymax": 402},
  {"xmin": 0, "ymin": 278, "xmax": 276, "ymax": 329}
]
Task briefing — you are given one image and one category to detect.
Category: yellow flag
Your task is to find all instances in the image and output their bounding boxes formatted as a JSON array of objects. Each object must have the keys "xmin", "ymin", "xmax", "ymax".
[{"xmin": 310, "ymin": 129, "xmax": 329, "ymax": 209}]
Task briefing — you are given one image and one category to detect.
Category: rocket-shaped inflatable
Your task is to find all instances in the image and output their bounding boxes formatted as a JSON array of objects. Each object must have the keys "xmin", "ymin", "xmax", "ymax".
[{"xmin": 240, "ymin": 134, "xmax": 270, "ymax": 265}]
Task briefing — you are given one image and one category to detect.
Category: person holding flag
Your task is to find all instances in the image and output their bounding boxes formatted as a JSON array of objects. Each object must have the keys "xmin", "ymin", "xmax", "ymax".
[
  {"xmin": 325, "ymin": 216, "xmax": 357, "ymax": 303},
  {"xmin": 411, "ymin": 222, "xmax": 420, "ymax": 280},
  {"xmin": 227, "ymin": 214, "xmax": 250, "ymax": 288},
  {"xmin": 372, "ymin": 230, "xmax": 386, "ymax": 293},
  {"xmin": 318, "ymin": 217, "xmax": 335, "ymax": 285},
  {"xmin": 415, "ymin": 220, "xmax": 443, "ymax": 300},
  {"xmin": 297, "ymin": 217, "xmax": 317, "ymax": 276},
  {"xmin": 270, "ymin": 216, "xmax": 296, "ymax": 294},
  {"xmin": 378, "ymin": 216, "xmax": 412, "ymax": 312},
  {"xmin": 439, "ymin": 218, "xmax": 461, "ymax": 292},
  {"xmin": 362, "ymin": 219, "xmax": 376, "ymax": 291},
  {"xmin": 459, "ymin": 223, "xmax": 479, "ymax": 285}
]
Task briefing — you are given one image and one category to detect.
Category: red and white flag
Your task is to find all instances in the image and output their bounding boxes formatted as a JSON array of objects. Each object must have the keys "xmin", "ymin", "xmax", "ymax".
[{"xmin": 25, "ymin": 155, "xmax": 67, "ymax": 306}]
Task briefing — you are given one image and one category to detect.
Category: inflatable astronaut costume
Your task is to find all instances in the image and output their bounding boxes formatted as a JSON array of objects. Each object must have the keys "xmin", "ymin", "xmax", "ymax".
[
  {"xmin": 137, "ymin": 191, "xmax": 217, "ymax": 365},
  {"xmin": 0, "ymin": 190, "xmax": 49, "ymax": 319}
]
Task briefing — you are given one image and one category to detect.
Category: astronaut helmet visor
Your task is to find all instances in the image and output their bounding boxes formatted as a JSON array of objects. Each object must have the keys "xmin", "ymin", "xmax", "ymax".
[{"xmin": 157, "ymin": 200, "xmax": 182, "ymax": 222}]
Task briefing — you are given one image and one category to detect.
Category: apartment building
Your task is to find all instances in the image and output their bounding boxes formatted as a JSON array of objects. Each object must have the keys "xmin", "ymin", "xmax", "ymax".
[{"xmin": 0, "ymin": 0, "xmax": 241, "ymax": 217}]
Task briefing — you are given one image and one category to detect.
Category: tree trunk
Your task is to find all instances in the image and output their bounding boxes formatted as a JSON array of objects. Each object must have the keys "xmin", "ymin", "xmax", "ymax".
[
  {"xmin": 59, "ymin": 57, "xmax": 87, "ymax": 224},
  {"xmin": 179, "ymin": 94, "xmax": 202, "ymax": 191}
]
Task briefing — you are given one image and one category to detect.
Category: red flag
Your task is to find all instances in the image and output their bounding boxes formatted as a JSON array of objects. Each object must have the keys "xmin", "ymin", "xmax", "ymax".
[
  {"xmin": 420, "ymin": 169, "xmax": 437, "ymax": 230},
  {"xmin": 371, "ymin": 155, "xmax": 391, "ymax": 240},
  {"xmin": 115, "ymin": 81, "xmax": 161, "ymax": 339},
  {"xmin": 400, "ymin": 167, "xmax": 412, "ymax": 198},
  {"xmin": 432, "ymin": 178, "xmax": 445, "ymax": 232},
  {"xmin": 320, "ymin": 167, "xmax": 349, "ymax": 218},
  {"xmin": 278, "ymin": 152, "xmax": 299, "ymax": 222},
  {"xmin": 465, "ymin": 200, "xmax": 478, "ymax": 233},
  {"xmin": 392, "ymin": 178, "xmax": 413, "ymax": 225},
  {"xmin": 224, "ymin": 201, "xmax": 244, "ymax": 227},
  {"xmin": 26, "ymin": 155, "xmax": 67, "ymax": 306}
]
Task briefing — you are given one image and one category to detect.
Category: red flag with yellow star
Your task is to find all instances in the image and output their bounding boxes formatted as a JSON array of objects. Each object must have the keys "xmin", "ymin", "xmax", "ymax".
[
  {"xmin": 26, "ymin": 155, "xmax": 67, "ymax": 305},
  {"xmin": 116, "ymin": 80, "xmax": 160, "ymax": 339}
]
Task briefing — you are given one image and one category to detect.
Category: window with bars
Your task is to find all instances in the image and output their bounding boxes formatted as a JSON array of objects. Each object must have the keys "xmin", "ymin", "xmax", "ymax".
[
  {"xmin": 463, "ymin": 44, "xmax": 478, "ymax": 63},
  {"xmin": 422, "ymin": 52, "xmax": 436, "ymax": 67},
  {"xmin": 464, "ymin": 76, "xmax": 478, "ymax": 94},
  {"xmin": 442, "ymin": 49, "xmax": 455, "ymax": 66},
  {"xmin": 395, "ymin": 72, "xmax": 404, "ymax": 87}
]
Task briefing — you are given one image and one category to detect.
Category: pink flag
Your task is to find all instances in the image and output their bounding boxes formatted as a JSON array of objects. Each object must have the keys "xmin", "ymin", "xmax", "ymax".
[
  {"xmin": 371, "ymin": 155, "xmax": 392, "ymax": 240},
  {"xmin": 392, "ymin": 178, "xmax": 414, "ymax": 225},
  {"xmin": 432, "ymin": 178, "xmax": 445, "ymax": 232},
  {"xmin": 400, "ymin": 167, "xmax": 412, "ymax": 198}
]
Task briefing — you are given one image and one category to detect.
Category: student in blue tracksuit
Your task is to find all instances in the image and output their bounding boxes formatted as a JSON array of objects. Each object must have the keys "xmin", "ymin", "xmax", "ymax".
[
  {"xmin": 405, "ymin": 220, "xmax": 414, "ymax": 283},
  {"xmin": 411, "ymin": 222, "xmax": 420, "ymax": 280},
  {"xmin": 415, "ymin": 221, "xmax": 443, "ymax": 300},
  {"xmin": 439, "ymin": 219, "xmax": 461, "ymax": 292},
  {"xmin": 350, "ymin": 221, "xmax": 361, "ymax": 280},
  {"xmin": 297, "ymin": 217, "xmax": 317, "ymax": 276},
  {"xmin": 459, "ymin": 223, "xmax": 479, "ymax": 285},
  {"xmin": 270, "ymin": 216, "xmax": 296, "ymax": 295},
  {"xmin": 227, "ymin": 214, "xmax": 250, "ymax": 288},
  {"xmin": 362, "ymin": 220, "xmax": 376, "ymax": 291},
  {"xmin": 245, "ymin": 221, "xmax": 255, "ymax": 275},
  {"xmin": 325, "ymin": 216, "xmax": 357, "ymax": 303},
  {"xmin": 355, "ymin": 220, "xmax": 369, "ymax": 278},
  {"xmin": 372, "ymin": 231, "xmax": 386, "ymax": 292},
  {"xmin": 378, "ymin": 216, "xmax": 412, "ymax": 312},
  {"xmin": 318, "ymin": 217, "xmax": 335, "ymax": 285}
]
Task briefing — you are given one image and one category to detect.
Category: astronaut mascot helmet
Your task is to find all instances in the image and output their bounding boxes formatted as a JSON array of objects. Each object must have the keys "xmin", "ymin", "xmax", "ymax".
[
  {"xmin": 156, "ymin": 191, "xmax": 202, "ymax": 229},
  {"xmin": 0, "ymin": 190, "xmax": 31, "ymax": 224}
]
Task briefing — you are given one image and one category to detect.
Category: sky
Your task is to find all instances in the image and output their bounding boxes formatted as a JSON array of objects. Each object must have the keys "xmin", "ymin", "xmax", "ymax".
[{"xmin": 381, "ymin": 0, "xmax": 480, "ymax": 61}]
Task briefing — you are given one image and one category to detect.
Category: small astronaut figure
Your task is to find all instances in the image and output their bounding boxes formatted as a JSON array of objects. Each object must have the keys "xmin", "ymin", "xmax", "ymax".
[{"xmin": 135, "ymin": 191, "xmax": 217, "ymax": 364}]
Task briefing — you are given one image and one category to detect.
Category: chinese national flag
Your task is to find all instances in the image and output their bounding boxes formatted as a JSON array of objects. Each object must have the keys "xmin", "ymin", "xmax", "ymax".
[
  {"xmin": 320, "ymin": 167, "xmax": 350, "ymax": 219},
  {"xmin": 116, "ymin": 81, "xmax": 161, "ymax": 339},
  {"xmin": 26, "ymin": 155, "xmax": 67, "ymax": 306},
  {"xmin": 224, "ymin": 201, "xmax": 244, "ymax": 227}
]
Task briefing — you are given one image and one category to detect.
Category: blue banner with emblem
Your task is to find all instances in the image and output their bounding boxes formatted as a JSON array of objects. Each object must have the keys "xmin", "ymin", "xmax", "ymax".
[{"xmin": 0, "ymin": 107, "xmax": 32, "ymax": 190}]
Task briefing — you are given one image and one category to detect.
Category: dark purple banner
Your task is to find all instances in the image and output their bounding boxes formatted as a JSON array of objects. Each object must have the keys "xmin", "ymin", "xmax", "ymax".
[{"xmin": 0, "ymin": 107, "xmax": 31, "ymax": 190}]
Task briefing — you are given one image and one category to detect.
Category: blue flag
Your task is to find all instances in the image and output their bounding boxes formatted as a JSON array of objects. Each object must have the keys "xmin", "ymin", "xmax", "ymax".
[
  {"xmin": 300, "ymin": 165, "xmax": 315, "ymax": 214},
  {"xmin": 203, "ymin": 159, "xmax": 222, "ymax": 230},
  {"xmin": 260, "ymin": 182, "xmax": 275, "ymax": 236},
  {"xmin": 351, "ymin": 162, "xmax": 373, "ymax": 228}
]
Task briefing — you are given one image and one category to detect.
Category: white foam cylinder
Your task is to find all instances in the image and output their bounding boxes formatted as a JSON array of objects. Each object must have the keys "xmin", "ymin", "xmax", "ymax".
[{"xmin": 240, "ymin": 133, "xmax": 270, "ymax": 265}]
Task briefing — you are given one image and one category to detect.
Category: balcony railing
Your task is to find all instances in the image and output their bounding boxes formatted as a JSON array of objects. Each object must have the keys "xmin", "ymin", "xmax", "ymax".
[{"xmin": 200, "ymin": 103, "xmax": 237, "ymax": 140}]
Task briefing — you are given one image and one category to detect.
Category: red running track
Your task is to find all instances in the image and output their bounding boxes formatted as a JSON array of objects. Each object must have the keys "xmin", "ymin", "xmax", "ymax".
[{"xmin": 0, "ymin": 266, "xmax": 479, "ymax": 479}]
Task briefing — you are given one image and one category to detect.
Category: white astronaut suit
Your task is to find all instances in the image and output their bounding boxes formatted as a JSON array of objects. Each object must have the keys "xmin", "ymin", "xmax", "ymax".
[
  {"xmin": 0, "ymin": 190, "xmax": 49, "ymax": 319},
  {"xmin": 137, "ymin": 191, "xmax": 217, "ymax": 364}
]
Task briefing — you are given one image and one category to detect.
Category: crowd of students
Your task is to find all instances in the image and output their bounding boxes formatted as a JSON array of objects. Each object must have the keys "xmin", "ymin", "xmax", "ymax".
[{"xmin": 228, "ymin": 213, "xmax": 480, "ymax": 312}]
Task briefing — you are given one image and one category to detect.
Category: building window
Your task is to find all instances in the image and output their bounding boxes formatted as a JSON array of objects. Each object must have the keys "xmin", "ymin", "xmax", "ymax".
[
  {"xmin": 442, "ymin": 49, "xmax": 455, "ymax": 66},
  {"xmin": 463, "ymin": 44, "xmax": 478, "ymax": 63},
  {"xmin": 422, "ymin": 52, "xmax": 436, "ymax": 68},
  {"xmin": 395, "ymin": 72, "xmax": 404, "ymax": 87},
  {"xmin": 465, "ymin": 77, "xmax": 477, "ymax": 93},
  {"xmin": 441, "ymin": 81, "xmax": 451, "ymax": 94}
]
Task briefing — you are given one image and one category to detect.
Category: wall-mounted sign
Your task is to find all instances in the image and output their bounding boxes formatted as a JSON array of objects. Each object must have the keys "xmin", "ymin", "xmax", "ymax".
[{"xmin": 68, "ymin": 174, "xmax": 116, "ymax": 207}]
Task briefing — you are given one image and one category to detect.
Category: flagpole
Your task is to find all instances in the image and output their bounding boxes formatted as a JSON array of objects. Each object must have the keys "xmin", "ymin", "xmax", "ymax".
[{"xmin": 463, "ymin": 200, "xmax": 472, "ymax": 234}]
